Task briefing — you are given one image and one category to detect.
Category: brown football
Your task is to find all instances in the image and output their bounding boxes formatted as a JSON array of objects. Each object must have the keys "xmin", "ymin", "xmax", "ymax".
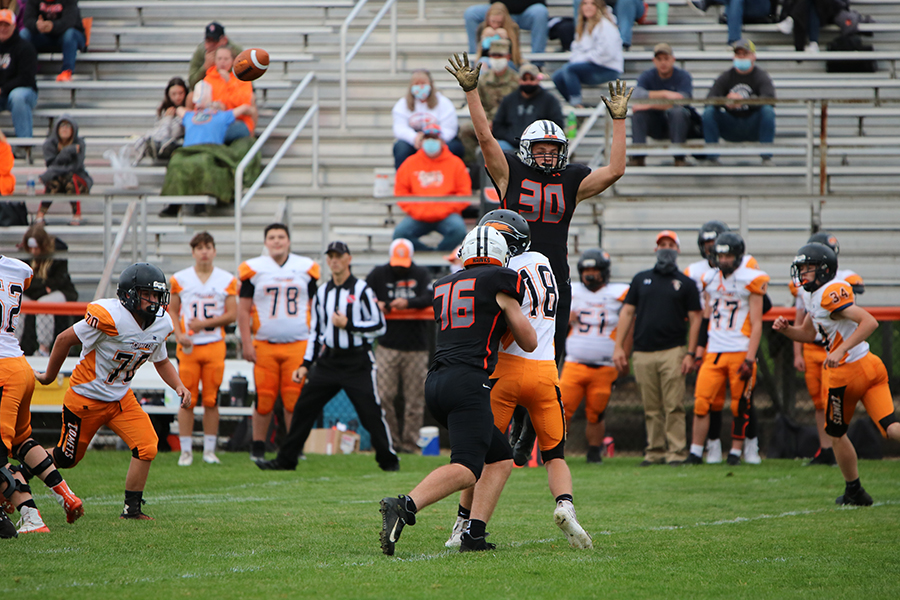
[{"xmin": 233, "ymin": 48, "xmax": 269, "ymax": 82}]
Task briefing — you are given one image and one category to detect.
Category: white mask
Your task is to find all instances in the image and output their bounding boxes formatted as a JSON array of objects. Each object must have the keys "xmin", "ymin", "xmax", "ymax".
[{"xmin": 489, "ymin": 57, "xmax": 507, "ymax": 73}]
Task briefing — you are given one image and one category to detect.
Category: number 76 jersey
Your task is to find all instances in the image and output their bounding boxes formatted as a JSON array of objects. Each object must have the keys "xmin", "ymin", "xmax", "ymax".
[{"xmin": 70, "ymin": 298, "xmax": 173, "ymax": 402}]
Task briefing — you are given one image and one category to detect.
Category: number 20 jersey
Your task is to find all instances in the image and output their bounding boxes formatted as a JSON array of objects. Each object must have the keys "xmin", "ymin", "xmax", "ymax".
[
  {"xmin": 565, "ymin": 281, "xmax": 630, "ymax": 366},
  {"xmin": 503, "ymin": 251, "xmax": 558, "ymax": 361},
  {"xmin": 238, "ymin": 254, "xmax": 320, "ymax": 343},
  {"xmin": 0, "ymin": 256, "xmax": 32, "ymax": 359},
  {"xmin": 70, "ymin": 298, "xmax": 173, "ymax": 402}
]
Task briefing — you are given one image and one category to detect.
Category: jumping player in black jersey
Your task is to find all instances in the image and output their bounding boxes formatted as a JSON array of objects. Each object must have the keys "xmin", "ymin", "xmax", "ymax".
[{"xmin": 379, "ymin": 226, "xmax": 537, "ymax": 556}]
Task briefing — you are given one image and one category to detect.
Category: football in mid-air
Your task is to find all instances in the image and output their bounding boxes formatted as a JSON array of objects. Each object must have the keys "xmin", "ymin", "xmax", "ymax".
[{"xmin": 233, "ymin": 48, "xmax": 269, "ymax": 81}]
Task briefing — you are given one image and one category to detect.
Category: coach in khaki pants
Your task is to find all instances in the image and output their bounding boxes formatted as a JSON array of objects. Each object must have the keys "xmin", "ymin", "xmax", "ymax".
[{"xmin": 614, "ymin": 230, "xmax": 702, "ymax": 465}]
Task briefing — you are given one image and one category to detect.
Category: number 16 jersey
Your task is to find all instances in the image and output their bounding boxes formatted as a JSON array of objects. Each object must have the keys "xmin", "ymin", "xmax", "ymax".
[{"xmin": 70, "ymin": 298, "xmax": 173, "ymax": 402}]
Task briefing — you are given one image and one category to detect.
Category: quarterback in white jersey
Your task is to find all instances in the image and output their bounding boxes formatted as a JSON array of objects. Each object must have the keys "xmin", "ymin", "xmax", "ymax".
[
  {"xmin": 170, "ymin": 232, "xmax": 238, "ymax": 467},
  {"xmin": 561, "ymin": 249, "xmax": 629, "ymax": 464},
  {"xmin": 448, "ymin": 211, "xmax": 592, "ymax": 551},
  {"xmin": 238, "ymin": 223, "xmax": 320, "ymax": 462},
  {"xmin": 36, "ymin": 263, "xmax": 189, "ymax": 520},
  {"xmin": 687, "ymin": 233, "xmax": 768, "ymax": 466}
]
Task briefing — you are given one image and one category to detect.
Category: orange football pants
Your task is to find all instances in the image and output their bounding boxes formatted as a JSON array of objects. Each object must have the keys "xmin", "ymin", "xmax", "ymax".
[
  {"xmin": 823, "ymin": 352, "xmax": 896, "ymax": 438},
  {"xmin": 695, "ymin": 351, "xmax": 757, "ymax": 439},
  {"xmin": 0, "ymin": 356, "xmax": 36, "ymax": 453},
  {"xmin": 177, "ymin": 340, "xmax": 226, "ymax": 408},
  {"xmin": 802, "ymin": 343, "xmax": 828, "ymax": 411},
  {"xmin": 490, "ymin": 354, "xmax": 566, "ymax": 452},
  {"xmin": 253, "ymin": 339, "xmax": 307, "ymax": 414},
  {"xmin": 559, "ymin": 361, "xmax": 618, "ymax": 423}
]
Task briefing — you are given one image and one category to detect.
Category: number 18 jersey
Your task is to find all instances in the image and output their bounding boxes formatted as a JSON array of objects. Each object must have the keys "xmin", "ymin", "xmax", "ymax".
[
  {"xmin": 503, "ymin": 251, "xmax": 557, "ymax": 360},
  {"xmin": 70, "ymin": 298, "xmax": 173, "ymax": 402}
]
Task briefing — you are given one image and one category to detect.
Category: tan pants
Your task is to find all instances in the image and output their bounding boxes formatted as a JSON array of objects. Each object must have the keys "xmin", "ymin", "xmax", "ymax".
[
  {"xmin": 375, "ymin": 345, "xmax": 428, "ymax": 453},
  {"xmin": 633, "ymin": 346, "xmax": 688, "ymax": 463}
]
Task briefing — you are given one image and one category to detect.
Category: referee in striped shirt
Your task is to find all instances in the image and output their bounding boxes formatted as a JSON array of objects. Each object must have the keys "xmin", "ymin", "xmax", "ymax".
[{"xmin": 257, "ymin": 241, "xmax": 400, "ymax": 472}]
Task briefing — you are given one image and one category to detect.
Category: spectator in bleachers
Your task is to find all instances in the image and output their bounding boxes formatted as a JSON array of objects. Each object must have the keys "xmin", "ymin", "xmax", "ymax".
[
  {"xmin": 0, "ymin": 130, "xmax": 16, "ymax": 195},
  {"xmin": 465, "ymin": 0, "xmax": 548, "ymax": 66},
  {"xmin": 493, "ymin": 63, "xmax": 564, "ymax": 153},
  {"xmin": 202, "ymin": 46, "xmax": 257, "ymax": 143},
  {"xmin": 689, "ymin": 0, "xmax": 773, "ymax": 47},
  {"xmin": 130, "ymin": 77, "xmax": 190, "ymax": 164},
  {"xmin": 0, "ymin": 9, "xmax": 37, "ymax": 140},
  {"xmin": 18, "ymin": 222, "xmax": 77, "ymax": 356},
  {"xmin": 188, "ymin": 22, "xmax": 242, "ymax": 89},
  {"xmin": 20, "ymin": 0, "xmax": 86, "ymax": 82},
  {"xmin": 577, "ymin": 0, "xmax": 646, "ymax": 49},
  {"xmin": 35, "ymin": 114, "xmax": 91, "ymax": 225},
  {"xmin": 460, "ymin": 39, "xmax": 519, "ymax": 164},
  {"xmin": 393, "ymin": 122, "xmax": 471, "ymax": 252},
  {"xmin": 552, "ymin": 0, "xmax": 623, "ymax": 109},
  {"xmin": 474, "ymin": 3, "xmax": 523, "ymax": 70},
  {"xmin": 629, "ymin": 43, "xmax": 694, "ymax": 167},
  {"xmin": 702, "ymin": 39, "xmax": 776, "ymax": 165},
  {"xmin": 392, "ymin": 69, "xmax": 464, "ymax": 170}
]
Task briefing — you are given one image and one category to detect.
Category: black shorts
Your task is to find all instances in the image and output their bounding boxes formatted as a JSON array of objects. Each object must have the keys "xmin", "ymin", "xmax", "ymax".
[{"xmin": 425, "ymin": 364, "xmax": 512, "ymax": 479}]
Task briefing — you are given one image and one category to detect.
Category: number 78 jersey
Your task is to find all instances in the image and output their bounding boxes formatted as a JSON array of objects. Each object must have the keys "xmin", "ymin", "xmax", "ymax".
[
  {"xmin": 239, "ymin": 254, "xmax": 320, "ymax": 343},
  {"xmin": 503, "ymin": 251, "xmax": 558, "ymax": 360},
  {"xmin": 70, "ymin": 298, "xmax": 173, "ymax": 402}
]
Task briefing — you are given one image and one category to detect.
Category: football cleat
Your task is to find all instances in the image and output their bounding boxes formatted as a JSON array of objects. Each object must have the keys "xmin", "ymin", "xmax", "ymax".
[
  {"xmin": 684, "ymin": 453, "xmax": 704, "ymax": 465},
  {"xmin": 459, "ymin": 531, "xmax": 496, "ymax": 552},
  {"xmin": 445, "ymin": 515, "xmax": 469, "ymax": 548},
  {"xmin": 379, "ymin": 495, "xmax": 415, "ymax": 556},
  {"xmin": 51, "ymin": 482, "xmax": 84, "ymax": 524},
  {"xmin": 0, "ymin": 496, "xmax": 13, "ymax": 514},
  {"xmin": 726, "ymin": 453, "xmax": 741, "ymax": 466},
  {"xmin": 743, "ymin": 437, "xmax": 762, "ymax": 464},
  {"xmin": 586, "ymin": 446, "xmax": 603, "ymax": 464},
  {"xmin": 120, "ymin": 500, "xmax": 154, "ymax": 520},
  {"xmin": 17, "ymin": 506, "xmax": 50, "ymax": 534},
  {"xmin": 256, "ymin": 459, "xmax": 293, "ymax": 471},
  {"xmin": 1, "ymin": 510, "xmax": 17, "ymax": 538},
  {"xmin": 705, "ymin": 438, "xmax": 723, "ymax": 464},
  {"xmin": 806, "ymin": 447, "xmax": 837, "ymax": 466},
  {"xmin": 202, "ymin": 451, "xmax": 221, "ymax": 465},
  {"xmin": 553, "ymin": 500, "xmax": 593, "ymax": 549},
  {"xmin": 178, "ymin": 451, "xmax": 193, "ymax": 467},
  {"xmin": 836, "ymin": 487, "xmax": 873, "ymax": 507}
]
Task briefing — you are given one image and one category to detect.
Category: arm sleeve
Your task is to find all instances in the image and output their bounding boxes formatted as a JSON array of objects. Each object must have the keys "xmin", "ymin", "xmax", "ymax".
[
  {"xmin": 392, "ymin": 98, "xmax": 417, "ymax": 145},
  {"xmin": 697, "ymin": 317, "xmax": 710, "ymax": 349},
  {"xmin": 239, "ymin": 279, "xmax": 255, "ymax": 298},
  {"xmin": 436, "ymin": 95, "xmax": 459, "ymax": 141},
  {"xmin": 345, "ymin": 285, "xmax": 386, "ymax": 338},
  {"xmin": 303, "ymin": 291, "xmax": 321, "ymax": 367},
  {"xmin": 496, "ymin": 269, "xmax": 524, "ymax": 305}
]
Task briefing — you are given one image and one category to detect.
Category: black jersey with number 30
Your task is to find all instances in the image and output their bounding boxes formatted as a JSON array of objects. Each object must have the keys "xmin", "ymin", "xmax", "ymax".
[
  {"xmin": 491, "ymin": 153, "xmax": 591, "ymax": 284},
  {"xmin": 431, "ymin": 265, "xmax": 523, "ymax": 373}
]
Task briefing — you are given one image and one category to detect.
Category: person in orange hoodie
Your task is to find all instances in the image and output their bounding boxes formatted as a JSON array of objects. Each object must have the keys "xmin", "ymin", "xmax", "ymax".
[
  {"xmin": 393, "ymin": 122, "xmax": 472, "ymax": 252},
  {"xmin": 202, "ymin": 46, "xmax": 257, "ymax": 144},
  {"xmin": 0, "ymin": 130, "xmax": 15, "ymax": 195}
]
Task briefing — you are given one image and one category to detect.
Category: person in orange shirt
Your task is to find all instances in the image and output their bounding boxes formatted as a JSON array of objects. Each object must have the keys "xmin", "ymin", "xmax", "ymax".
[
  {"xmin": 0, "ymin": 130, "xmax": 15, "ymax": 196},
  {"xmin": 393, "ymin": 122, "xmax": 471, "ymax": 252},
  {"xmin": 201, "ymin": 46, "xmax": 257, "ymax": 144}
]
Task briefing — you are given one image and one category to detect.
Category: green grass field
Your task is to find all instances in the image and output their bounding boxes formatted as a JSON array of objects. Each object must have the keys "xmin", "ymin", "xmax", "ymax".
[{"xmin": 3, "ymin": 451, "xmax": 899, "ymax": 600}]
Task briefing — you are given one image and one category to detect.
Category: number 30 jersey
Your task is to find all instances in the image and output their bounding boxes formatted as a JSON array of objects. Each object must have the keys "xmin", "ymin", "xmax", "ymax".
[
  {"xmin": 503, "ymin": 252, "xmax": 558, "ymax": 360},
  {"xmin": 701, "ymin": 265, "xmax": 769, "ymax": 353},
  {"xmin": 238, "ymin": 254, "xmax": 320, "ymax": 344},
  {"xmin": 70, "ymin": 298, "xmax": 173, "ymax": 402},
  {"xmin": 0, "ymin": 256, "xmax": 32, "ymax": 359},
  {"xmin": 170, "ymin": 266, "xmax": 238, "ymax": 346},
  {"xmin": 565, "ymin": 281, "xmax": 630, "ymax": 366}
]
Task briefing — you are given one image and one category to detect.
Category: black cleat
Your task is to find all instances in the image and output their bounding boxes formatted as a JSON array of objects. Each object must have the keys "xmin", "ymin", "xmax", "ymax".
[
  {"xmin": 0, "ymin": 510, "xmax": 17, "ymax": 538},
  {"xmin": 380, "ymin": 461, "xmax": 400, "ymax": 472},
  {"xmin": 379, "ymin": 495, "xmax": 415, "ymax": 556},
  {"xmin": 836, "ymin": 487, "xmax": 873, "ymax": 506},
  {"xmin": 256, "ymin": 459, "xmax": 294, "ymax": 471},
  {"xmin": 586, "ymin": 447, "xmax": 603, "ymax": 464},
  {"xmin": 120, "ymin": 506, "xmax": 154, "ymax": 520},
  {"xmin": 459, "ymin": 531, "xmax": 495, "ymax": 552},
  {"xmin": 684, "ymin": 453, "xmax": 704, "ymax": 465},
  {"xmin": 512, "ymin": 414, "xmax": 537, "ymax": 467},
  {"xmin": 726, "ymin": 454, "xmax": 741, "ymax": 466},
  {"xmin": 806, "ymin": 448, "xmax": 837, "ymax": 466}
]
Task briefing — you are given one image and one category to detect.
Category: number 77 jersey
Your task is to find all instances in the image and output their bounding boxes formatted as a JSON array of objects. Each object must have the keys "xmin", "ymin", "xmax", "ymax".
[{"xmin": 70, "ymin": 298, "xmax": 173, "ymax": 402}]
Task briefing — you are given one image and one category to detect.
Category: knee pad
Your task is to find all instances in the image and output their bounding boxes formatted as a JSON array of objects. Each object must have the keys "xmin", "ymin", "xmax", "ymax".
[
  {"xmin": 540, "ymin": 439, "xmax": 566, "ymax": 463},
  {"xmin": 0, "ymin": 465, "xmax": 17, "ymax": 499},
  {"xmin": 52, "ymin": 446, "xmax": 77, "ymax": 469},
  {"xmin": 825, "ymin": 421, "xmax": 848, "ymax": 438},
  {"xmin": 14, "ymin": 439, "xmax": 53, "ymax": 478}
]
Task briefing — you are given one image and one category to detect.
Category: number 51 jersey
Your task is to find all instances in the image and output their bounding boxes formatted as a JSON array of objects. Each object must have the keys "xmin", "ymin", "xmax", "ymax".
[{"xmin": 70, "ymin": 298, "xmax": 173, "ymax": 402}]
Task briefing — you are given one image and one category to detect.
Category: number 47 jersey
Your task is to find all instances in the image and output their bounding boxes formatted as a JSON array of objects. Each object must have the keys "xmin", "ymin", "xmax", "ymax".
[{"xmin": 70, "ymin": 298, "xmax": 173, "ymax": 402}]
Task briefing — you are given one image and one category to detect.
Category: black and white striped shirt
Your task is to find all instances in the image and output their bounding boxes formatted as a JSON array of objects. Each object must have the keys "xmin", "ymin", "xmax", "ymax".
[{"xmin": 303, "ymin": 274, "xmax": 386, "ymax": 366}]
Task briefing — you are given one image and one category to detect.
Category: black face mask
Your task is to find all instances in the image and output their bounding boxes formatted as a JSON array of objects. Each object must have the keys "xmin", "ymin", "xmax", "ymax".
[
  {"xmin": 654, "ymin": 249, "xmax": 679, "ymax": 274},
  {"xmin": 519, "ymin": 83, "xmax": 539, "ymax": 95},
  {"xmin": 583, "ymin": 275, "xmax": 603, "ymax": 291}
]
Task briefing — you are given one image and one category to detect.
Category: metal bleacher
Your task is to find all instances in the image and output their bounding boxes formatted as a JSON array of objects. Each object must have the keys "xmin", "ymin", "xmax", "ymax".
[{"xmin": 0, "ymin": 0, "xmax": 898, "ymax": 305}]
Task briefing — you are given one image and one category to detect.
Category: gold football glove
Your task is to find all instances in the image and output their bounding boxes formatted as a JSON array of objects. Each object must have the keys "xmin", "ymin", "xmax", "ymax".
[
  {"xmin": 601, "ymin": 79, "xmax": 634, "ymax": 120},
  {"xmin": 445, "ymin": 52, "xmax": 480, "ymax": 93}
]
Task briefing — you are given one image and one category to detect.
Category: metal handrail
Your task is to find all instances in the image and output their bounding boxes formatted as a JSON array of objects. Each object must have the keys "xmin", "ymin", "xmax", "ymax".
[
  {"xmin": 235, "ymin": 72, "xmax": 319, "ymax": 271},
  {"xmin": 94, "ymin": 200, "xmax": 138, "ymax": 300},
  {"xmin": 340, "ymin": 0, "xmax": 398, "ymax": 129}
]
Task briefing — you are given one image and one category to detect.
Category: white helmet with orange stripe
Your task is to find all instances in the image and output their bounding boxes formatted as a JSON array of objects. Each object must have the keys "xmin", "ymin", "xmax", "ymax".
[
  {"xmin": 518, "ymin": 119, "xmax": 568, "ymax": 173},
  {"xmin": 459, "ymin": 226, "xmax": 510, "ymax": 269}
]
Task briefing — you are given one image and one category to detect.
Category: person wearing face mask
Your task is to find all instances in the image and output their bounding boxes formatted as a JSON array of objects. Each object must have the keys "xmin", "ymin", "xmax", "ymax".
[
  {"xmin": 612, "ymin": 231, "xmax": 702, "ymax": 466},
  {"xmin": 491, "ymin": 63, "xmax": 565, "ymax": 153},
  {"xmin": 365, "ymin": 239, "xmax": 434, "ymax": 454},
  {"xmin": 393, "ymin": 122, "xmax": 471, "ymax": 252},
  {"xmin": 702, "ymin": 38, "xmax": 776, "ymax": 166},
  {"xmin": 392, "ymin": 69, "xmax": 464, "ymax": 170},
  {"xmin": 559, "ymin": 249, "xmax": 631, "ymax": 464}
]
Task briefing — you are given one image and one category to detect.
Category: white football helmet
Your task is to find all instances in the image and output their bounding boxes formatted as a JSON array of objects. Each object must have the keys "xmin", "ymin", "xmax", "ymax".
[
  {"xmin": 517, "ymin": 119, "xmax": 569, "ymax": 173},
  {"xmin": 458, "ymin": 226, "xmax": 510, "ymax": 268}
]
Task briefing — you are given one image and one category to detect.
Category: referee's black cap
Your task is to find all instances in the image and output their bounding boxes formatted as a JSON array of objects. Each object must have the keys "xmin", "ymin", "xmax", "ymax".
[{"xmin": 326, "ymin": 241, "xmax": 351, "ymax": 255}]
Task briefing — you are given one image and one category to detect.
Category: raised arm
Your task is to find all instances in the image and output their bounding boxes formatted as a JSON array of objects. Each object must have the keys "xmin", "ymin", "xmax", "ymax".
[{"xmin": 577, "ymin": 80, "xmax": 632, "ymax": 203}]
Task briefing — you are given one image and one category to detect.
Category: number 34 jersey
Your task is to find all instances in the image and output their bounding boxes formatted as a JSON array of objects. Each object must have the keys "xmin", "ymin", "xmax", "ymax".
[
  {"xmin": 801, "ymin": 279, "xmax": 867, "ymax": 365},
  {"xmin": 701, "ymin": 265, "xmax": 770, "ymax": 353},
  {"xmin": 503, "ymin": 252, "xmax": 559, "ymax": 361},
  {"xmin": 170, "ymin": 266, "xmax": 238, "ymax": 346},
  {"xmin": 70, "ymin": 298, "xmax": 173, "ymax": 402},
  {"xmin": 239, "ymin": 254, "xmax": 320, "ymax": 344},
  {"xmin": 565, "ymin": 281, "xmax": 630, "ymax": 366}
]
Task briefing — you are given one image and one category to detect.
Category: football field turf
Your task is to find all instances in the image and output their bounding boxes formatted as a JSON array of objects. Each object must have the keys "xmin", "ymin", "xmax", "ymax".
[{"xmin": 3, "ymin": 451, "xmax": 899, "ymax": 600}]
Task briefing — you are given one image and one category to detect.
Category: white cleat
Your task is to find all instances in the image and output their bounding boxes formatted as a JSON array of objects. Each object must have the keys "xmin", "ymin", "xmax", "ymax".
[
  {"xmin": 445, "ymin": 515, "xmax": 468, "ymax": 548},
  {"xmin": 178, "ymin": 451, "xmax": 193, "ymax": 467},
  {"xmin": 202, "ymin": 451, "xmax": 221, "ymax": 465},
  {"xmin": 17, "ymin": 506, "xmax": 50, "ymax": 534},
  {"xmin": 553, "ymin": 500, "xmax": 593, "ymax": 549},
  {"xmin": 743, "ymin": 437, "xmax": 762, "ymax": 464},
  {"xmin": 706, "ymin": 439, "xmax": 723, "ymax": 464}
]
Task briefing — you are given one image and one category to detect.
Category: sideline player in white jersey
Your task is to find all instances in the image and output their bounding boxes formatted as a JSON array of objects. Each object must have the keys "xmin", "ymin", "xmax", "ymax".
[
  {"xmin": 35, "ymin": 263, "xmax": 190, "ymax": 520},
  {"xmin": 238, "ymin": 223, "xmax": 320, "ymax": 463},
  {"xmin": 560, "ymin": 249, "xmax": 629, "ymax": 464},
  {"xmin": 445, "ymin": 210, "xmax": 592, "ymax": 551},
  {"xmin": 774, "ymin": 243, "xmax": 900, "ymax": 505},
  {"xmin": 685, "ymin": 232, "xmax": 769, "ymax": 466},
  {"xmin": 0, "ymin": 255, "xmax": 83, "ymax": 537},
  {"xmin": 170, "ymin": 232, "xmax": 238, "ymax": 466},
  {"xmin": 788, "ymin": 232, "xmax": 864, "ymax": 466},
  {"xmin": 684, "ymin": 220, "xmax": 761, "ymax": 464}
]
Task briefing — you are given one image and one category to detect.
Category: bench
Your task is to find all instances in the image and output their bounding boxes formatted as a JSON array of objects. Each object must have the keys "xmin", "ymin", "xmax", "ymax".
[
  {"xmin": 36, "ymin": 78, "xmax": 296, "ymax": 106},
  {"xmin": 79, "ymin": 0, "xmax": 355, "ymax": 25},
  {"xmin": 90, "ymin": 25, "xmax": 333, "ymax": 51}
]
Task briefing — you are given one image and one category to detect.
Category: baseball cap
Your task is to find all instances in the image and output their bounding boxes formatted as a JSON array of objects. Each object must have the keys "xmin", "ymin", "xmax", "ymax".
[
  {"xmin": 0, "ymin": 10, "xmax": 16, "ymax": 26},
  {"xmin": 653, "ymin": 43, "xmax": 673, "ymax": 57},
  {"xmin": 325, "ymin": 241, "xmax": 351, "ymax": 255},
  {"xmin": 519, "ymin": 63, "xmax": 541, "ymax": 80},
  {"xmin": 733, "ymin": 38, "xmax": 756, "ymax": 53},
  {"xmin": 656, "ymin": 230, "xmax": 680, "ymax": 247},
  {"xmin": 488, "ymin": 39, "xmax": 511, "ymax": 55},
  {"xmin": 389, "ymin": 239, "xmax": 414, "ymax": 268},
  {"xmin": 205, "ymin": 22, "xmax": 225, "ymax": 41}
]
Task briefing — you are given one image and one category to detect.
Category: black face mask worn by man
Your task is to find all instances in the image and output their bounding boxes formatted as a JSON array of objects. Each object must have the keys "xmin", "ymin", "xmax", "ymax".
[
  {"xmin": 519, "ymin": 83, "xmax": 539, "ymax": 95},
  {"xmin": 654, "ymin": 249, "xmax": 679, "ymax": 274}
]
